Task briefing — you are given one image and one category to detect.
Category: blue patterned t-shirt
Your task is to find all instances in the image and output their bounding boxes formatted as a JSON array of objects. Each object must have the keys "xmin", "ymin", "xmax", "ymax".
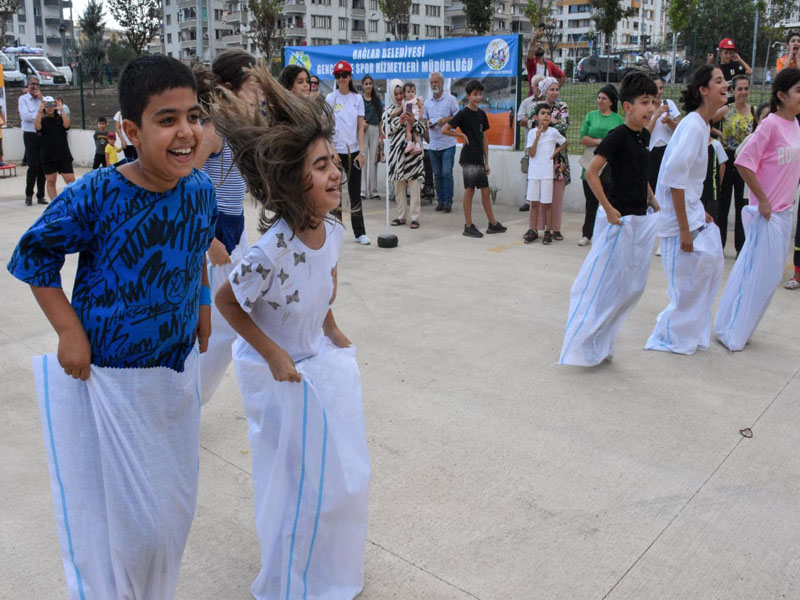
[{"xmin": 7, "ymin": 166, "xmax": 217, "ymax": 371}]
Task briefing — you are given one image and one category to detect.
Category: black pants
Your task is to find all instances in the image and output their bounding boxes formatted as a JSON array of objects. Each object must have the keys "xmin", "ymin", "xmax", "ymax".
[
  {"xmin": 23, "ymin": 131, "xmax": 45, "ymax": 200},
  {"xmin": 123, "ymin": 145, "xmax": 138, "ymax": 161},
  {"xmin": 581, "ymin": 180, "xmax": 599, "ymax": 239},
  {"xmin": 335, "ymin": 151, "xmax": 366, "ymax": 239},
  {"xmin": 92, "ymin": 153, "xmax": 106, "ymax": 169},
  {"xmin": 647, "ymin": 144, "xmax": 666, "ymax": 192},
  {"xmin": 717, "ymin": 156, "xmax": 746, "ymax": 253}
]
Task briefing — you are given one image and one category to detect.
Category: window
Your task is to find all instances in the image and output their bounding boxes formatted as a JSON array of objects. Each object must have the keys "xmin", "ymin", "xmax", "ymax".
[
  {"xmin": 35, "ymin": 25, "xmax": 43, "ymax": 36},
  {"xmin": 166, "ymin": 0, "xmax": 170, "ymax": 5},
  {"xmin": 352, "ymin": 0, "xmax": 365, "ymax": 8},
  {"xmin": 340, "ymin": 0, "xmax": 346, "ymax": 6},
  {"xmin": 495, "ymin": 3, "xmax": 504, "ymax": 13},
  {"xmin": 339, "ymin": 16, "xmax": 347, "ymax": 29},
  {"xmin": 412, "ymin": 23, "xmax": 420, "ymax": 35},
  {"xmin": 311, "ymin": 37, "xmax": 332, "ymax": 44},
  {"xmin": 18, "ymin": 24, "xmax": 25, "ymax": 34},
  {"xmin": 369, "ymin": 19, "xmax": 378, "ymax": 32},
  {"xmin": 411, "ymin": 3, "xmax": 419, "ymax": 14},
  {"xmin": 425, "ymin": 24, "xmax": 440, "ymax": 37},
  {"xmin": 167, "ymin": 32, "xmax": 172, "ymax": 43},
  {"xmin": 352, "ymin": 19, "xmax": 365, "ymax": 31},
  {"xmin": 166, "ymin": 14, "xmax": 171, "ymax": 25},
  {"xmin": 33, "ymin": 4, "xmax": 41, "ymax": 16},
  {"xmin": 370, "ymin": 0, "xmax": 377, "ymax": 9},
  {"xmin": 425, "ymin": 4, "xmax": 440, "ymax": 17},
  {"xmin": 312, "ymin": 15, "xmax": 332, "ymax": 28}
]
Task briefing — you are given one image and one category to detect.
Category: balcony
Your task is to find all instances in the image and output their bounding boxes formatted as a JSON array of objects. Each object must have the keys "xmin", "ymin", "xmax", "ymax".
[
  {"xmin": 220, "ymin": 32, "xmax": 245, "ymax": 45},
  {"xmin": 46, "ymin": 35, "xmax": 62, "ymax": 44},
  {"xmin": 282, "ymin": 2, "xmax": 306, "ymax": 13},
  {"xmin": 284, "ymin": 27, "xmax": 307, "ymax": 38},
  {"xmin": 179, "ymin": 19, "xmax": 198, "ymax": 29},
  {"xmin": 179, "ymin": 0, "xmax": 196, "ymax": 8},
  {"xmin": 181, "ymin": 38, "xmax": 205, "ymax": 50},
  {"xmin": 225, "ymin": 11, "xmax": 242, "ymax": 23},
  {"xmin": 44, "ymin": 17, "xmax": 61, "ymax": 25},
  {"xmin": 351, "ymin": 30, "xmax": 366, "ymax": 40}
]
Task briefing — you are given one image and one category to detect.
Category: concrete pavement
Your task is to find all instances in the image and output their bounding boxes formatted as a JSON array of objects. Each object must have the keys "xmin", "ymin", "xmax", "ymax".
[{"xmin": 2, "ymin": 167, "xmax": 800, "ymax": 599}]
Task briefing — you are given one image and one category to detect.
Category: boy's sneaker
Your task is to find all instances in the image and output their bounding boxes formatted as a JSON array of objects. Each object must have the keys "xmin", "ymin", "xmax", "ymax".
[
  {"xmin": 354, "ymin": 234, "xmax": 371, "ymax": 245},
  {"xmin": 463, "ymin": 224, "xmax": 483, "ymax": 238},
  {"xmin": 486, "ymin": 221, "xmax": 507, "ymax": 234},
  {"xmin": 577, "ymin": 236, "xmax": 591, "ymax": 246},
  {"xmin": 543, "ymin": 230, "xmax": 553, "ymax": 245},
  {"xmin": 519, "ymin": 203, "xmax": 530, "ymax": 212},
  {"xmin": 404, "ymin": 141, "xmax": 415, "ymax": 154},
  {"xmin": 523, "ymin": 229, "xmax": 538, "ymax": 244}
]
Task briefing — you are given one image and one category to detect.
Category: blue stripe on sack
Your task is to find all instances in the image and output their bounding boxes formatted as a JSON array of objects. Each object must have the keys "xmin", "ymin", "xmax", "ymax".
[
  {"xmin": 42, "ymin": 355, "xmax": 87, "ymax": 600},
  {"xmin": 302, "ymin": 407, "xmax": 328, "ymax": 599},
  {"xmin": 728, "ymin": 213, "xmax": 762, "ymax": 332},
  {"xmin": 652, "ymin": 236, "xmax": 678, "ymax": 349},
  {"xmin": 560, "ymin": 221, "xmax": 624, "ymax": 363},
  {"xmin": 286, "ymin": 380, "xmax": 309, "ymax": 600}
]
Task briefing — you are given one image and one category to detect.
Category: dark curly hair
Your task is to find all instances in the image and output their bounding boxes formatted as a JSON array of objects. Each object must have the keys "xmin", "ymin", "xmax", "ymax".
[
  {"xmin": 212, "ymin": 65, "xmax": 339, "ymax": 235},
  {"xmin": 770, "ymin": 67, "xmax": 800, "ymax": 113},
  {"xmin": 680, "ymin": 65, "xmax": 719, "ymax": 113}
]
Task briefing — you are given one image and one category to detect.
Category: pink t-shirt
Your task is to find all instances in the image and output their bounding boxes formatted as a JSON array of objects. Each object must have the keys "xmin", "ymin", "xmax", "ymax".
[{"xmin": 735, "ymin": 113, "xmax": 800, "ymax": 211}]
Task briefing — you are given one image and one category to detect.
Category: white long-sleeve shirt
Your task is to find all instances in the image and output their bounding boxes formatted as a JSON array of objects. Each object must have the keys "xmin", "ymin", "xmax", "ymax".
[{"xmin": 18, "ymin": 93, "xmax": 40, "ymax": 133}]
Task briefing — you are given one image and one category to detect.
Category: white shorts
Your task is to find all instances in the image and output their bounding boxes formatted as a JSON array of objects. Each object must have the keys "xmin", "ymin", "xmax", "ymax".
[{"xmin": 526, "ymin": 178, "xmax": 554, "ymax": 204}]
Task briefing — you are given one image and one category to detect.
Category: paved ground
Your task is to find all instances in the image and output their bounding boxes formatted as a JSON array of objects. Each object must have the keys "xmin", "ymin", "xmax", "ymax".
[{"xmin": 2, "ymin": 168, "xmax": 800, "ymax": 600}]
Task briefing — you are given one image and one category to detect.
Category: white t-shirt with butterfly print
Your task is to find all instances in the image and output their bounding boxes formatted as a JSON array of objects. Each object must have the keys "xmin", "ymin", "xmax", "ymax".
[{"xmin": 229, "ymin": 217, "xmax": 344, "ymax": 364}]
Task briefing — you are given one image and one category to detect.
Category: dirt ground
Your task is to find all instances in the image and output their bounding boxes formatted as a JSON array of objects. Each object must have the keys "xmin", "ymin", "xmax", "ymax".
[{"xmin": 5, "ymin": 84, "xmax": 121, "ymax": 128}]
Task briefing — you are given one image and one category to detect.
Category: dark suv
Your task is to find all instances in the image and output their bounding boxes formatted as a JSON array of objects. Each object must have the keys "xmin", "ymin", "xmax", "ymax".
[{"xmin": 576, "ymin": 56, "xmax": 626, "ymax": 83}]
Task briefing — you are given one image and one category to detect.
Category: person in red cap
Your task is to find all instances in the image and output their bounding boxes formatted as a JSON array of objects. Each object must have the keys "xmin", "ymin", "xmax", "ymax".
[
  {"xmin": 326, "ymin": 59, "xmax": 371, "ymax": 244},
  {"xmin": 707, "ymin": 38, "xmax": 752, "ymax": 104}
]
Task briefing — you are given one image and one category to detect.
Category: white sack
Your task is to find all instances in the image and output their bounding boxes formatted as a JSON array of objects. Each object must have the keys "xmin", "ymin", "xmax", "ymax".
[
  {"xmin": 234, "ymin": 339, "xmax": 370, "ymax": 600},
  {"xmin": 33, "ymin": 351, "xmax": 201, "ymax": 600},
  {"xmin": 199, "ymin": 231, "xmax": 247, "ymax": 405},
  {"xmin": 560, "ymin": 208, "xmax": 659, "ymax": 366},
  {"xmin": 645, "ymin": 223, "xmax": 724, "ymax": 354},
  {"xmin": 714, "ymin": 206, "xmax": 793, "ymax": 351}
]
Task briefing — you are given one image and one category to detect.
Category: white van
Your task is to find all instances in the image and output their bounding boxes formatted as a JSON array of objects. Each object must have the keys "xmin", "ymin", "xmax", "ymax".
[
  {"xmin": 0, "ymin": 52, "xmax": 24, "ymax": 86},
  {"xmin": 16, "ymin": 55, "xmax": 68, "ymax": 86}
]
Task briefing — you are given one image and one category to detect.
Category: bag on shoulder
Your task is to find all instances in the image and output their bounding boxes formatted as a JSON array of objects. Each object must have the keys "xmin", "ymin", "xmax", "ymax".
[{"xmin": 520, "ymin": 153, "xmax": 529, "ymax": 174}]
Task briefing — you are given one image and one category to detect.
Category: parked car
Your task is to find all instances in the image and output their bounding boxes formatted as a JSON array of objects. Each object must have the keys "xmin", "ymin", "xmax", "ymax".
[
  {"xmin": 56, "ymin": 65, "xmax": 73, "ymax": 85},
  {"xmin": 0, "ymin": 51, "xmax": 24, "ymax": 86},
  {"xmin": 576, "ymin": 56, "xmax": 626, "ymax": 83}
]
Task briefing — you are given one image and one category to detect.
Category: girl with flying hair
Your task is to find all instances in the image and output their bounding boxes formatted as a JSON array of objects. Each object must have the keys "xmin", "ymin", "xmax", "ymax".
[
  {"xmin": 213, "ymin": 65, "xmax": 371, "ymax": 600},
  {"xmin": 646, "ymin": 65, "xmax": 728, "ymax": 355}
]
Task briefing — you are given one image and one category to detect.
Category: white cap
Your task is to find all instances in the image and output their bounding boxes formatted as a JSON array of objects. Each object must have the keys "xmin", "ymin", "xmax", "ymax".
[{"xmin": 42, "ymin": 96, "xmax": 55, "ymax": 103}]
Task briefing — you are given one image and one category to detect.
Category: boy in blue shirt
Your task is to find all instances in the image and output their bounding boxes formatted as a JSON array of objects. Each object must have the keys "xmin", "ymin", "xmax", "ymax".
[{"xmin": 7, "ymin": 55, "xmax": 217, "ymax": 598}]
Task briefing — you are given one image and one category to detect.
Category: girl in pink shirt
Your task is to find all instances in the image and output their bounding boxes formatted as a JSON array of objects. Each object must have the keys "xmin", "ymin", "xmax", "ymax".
[{"xmin": 714, "ymin": 68, "xmax": 800, "ymax": 350}]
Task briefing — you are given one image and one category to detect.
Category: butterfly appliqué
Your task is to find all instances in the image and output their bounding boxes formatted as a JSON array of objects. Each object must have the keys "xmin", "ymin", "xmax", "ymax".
[
  {"xmin": 277, "ymin": 268, "xmax": 289, "ymax": 284},
  {"xmin": 232, "ymin": 272, "xmax": 240, "ymax": 285},
  {"xmin": 240, "ymin": 263, "xmax": 252, "ymax": 276},
  {"xmin": 276, "ymin": 232, "xmax": 287, "ymax": 249},
  {"xmin": 293, "ymin": 252, "xmax": 306, "ymax": 266},
  {"xmin": 255, "ymin": 264, "xmax": 271, "ymax": 280},
  {"xmin": 286, "ymin": 290, "xmax": 300, "ymax": 304},
  {"xmin": 267, "ymin": 300, "xmax": 280, "ymax": 310}
]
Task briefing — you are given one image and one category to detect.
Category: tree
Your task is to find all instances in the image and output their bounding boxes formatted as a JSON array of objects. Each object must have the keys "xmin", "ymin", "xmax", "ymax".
[
  {"xmin": 759, "ymin": 0, "xmax": 795, "ymax": 70},
  {"xmin": 378, "ymin": 0, "xmax": 412, "ymax": 41},
  {"xmin": 108, "ymin": 0, "xmax": 161, "ymax": 57},
  {"xmin": 464, "ymin": 0, "xmax": 493, "ymax": 36},
  {"xmin": 592, "ymin": 0, "xmax": 636, "ymax": 81},
  {"xmin": 79, "ymin": 0, "xmax": 105, "ymax": 94},
  {"xmin": 523, "ymin": 0, "xmax": 560, "ymax": 58},
  {"xmin": 106, "ymin": 40, "xmax": 138, "ymax": 76},
  {"xmin": 79, "ymin": 0, "xmax": 105, "ymax": 38},
  {"xmin": 249, "ymin": 0, "xmax": 283, "ymax": 66},
  {"xmin": 0, "ymin": 0, "xmax": 20, "ymax": 46}
]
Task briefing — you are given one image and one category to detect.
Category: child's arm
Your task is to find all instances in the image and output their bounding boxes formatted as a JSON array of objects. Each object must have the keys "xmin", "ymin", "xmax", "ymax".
[
  {"xmin": 737, "ymin": 165, "xmax": 771, "ymax": 220},
  {"xmin": 196, "ymin": 256, "xmax": 211, "ymax": 353},
  {"xmin": 670, "ymin": 188, "xmax": 694, "ymax": 252},
  {"xmin": 355, "ymin": 116, "xmax": 366, "ymax": 167},
  {"xmin": 215, "ymin": 280, "xmax": 300, "ymax": 382},
  {"xmin": 551, "ymin": 140, "xmax": 568, "ymax": 159},
  {"xmin": 323, "ymin": 309, "xmax": 351, "ymax": 348},
  {"xmin": 719, "ymin": 161, "xmax": 726, "ymax": 185},
  {"xmin": 34, "ymin": 103, "xmax": 44, "ymax": 131},
  {"xmin": 57, "ymin": 99, "xmax": 70, "ymax": 129},
  {"xmin": 528, "ymin": 126, "xmax": 543, "ymax": 157},
  {"xmin": 585, "ymin": 155, "xmax": 621, "ymax": 225},
  {"xmin": 441, "ymin": 123, "xmax": 468, "ymax": 145},
  {"xmin": 105, "ymin": 148, "xmax": 111, "ymax": 167},
  {"xmin": 483, "ymin": 131, "xmax": 490, "ymax": 175},
  {"xmin": 31, "ymin": 286, "xmax": 91, "ymax": 380},
  {"xmin": 647, "ymin": 183, "xmax": 660, "ymax": 211}
]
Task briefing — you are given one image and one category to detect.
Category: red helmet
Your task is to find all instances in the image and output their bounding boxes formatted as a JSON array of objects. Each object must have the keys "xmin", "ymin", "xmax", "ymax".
[
  {"xmin": 718, "ymin": 38, "xmax": 736, "ymax": 50},
  {"xmin": 333, "ymin": 60, "xmax": 353, "ymax": 75}
]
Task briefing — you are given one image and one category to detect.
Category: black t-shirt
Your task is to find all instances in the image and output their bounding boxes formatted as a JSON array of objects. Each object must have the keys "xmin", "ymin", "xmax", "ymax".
[
  {"xmin": 39, "ymin": 114, "xmax": 72, "ymax": 162},
  {"xmin": 94, "ymin": 130, "xmax": 109, "ymax": 155},
  {"xmin": 717, "ymin": 61, "xmax": 747, "ymax": 103},
  {"xmin": 449, "ymin": 106, "xmax": 490, "ymax": 165},
  {"xmin": 594, "ymin": 124, "xmax": 650, "ymax": 216}
]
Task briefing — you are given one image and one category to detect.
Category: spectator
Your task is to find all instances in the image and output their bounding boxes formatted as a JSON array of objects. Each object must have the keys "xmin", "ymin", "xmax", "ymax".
[
  {"xmin": 19, "ymin": 75, "xmax": 46, "ymax": 205},
  {"xmin": 360, "ymin": 74, "xmax": 383, "ymax": 200},
  {"xmin": 308, "ymin": 74, "xmax": 321, "ymax": 99},
  {"xmin": 526, "ymin": 33, "xmax": 566, "ymax": 94},
  {"xmin": 277, "ymin": 64, "xmax": 310, "ymax": 96},
  {"xmin": 578, "ymin": 84, "xmax": 623, "ymax": 246},
  {"xmin": 707, "ymin": 38, "xmax": 752, "ymax": 104},
  {"xmin": 646, "ymin": 74, "xmax": 681, "ymax": 192},
  {"xmin": 776, "ymin": 31, "xmax": 800, "ymax": 72},
  {"xmin": 114, "ymin": 109, "xmax": 137, "ymax": 161},
  {"xmin": 105, "ymin": 131, "xmax": 119, "ymax": 166},
  {"xmin": 35, "ymin": 96, "xmax": 74, "ymax": 202},
  {"xmin": 537, "ymin": 77, "xmax": 571, "ymax": 239},
  {"xmin": 424, "ymin": 71, "xmax": 459, "ymax": 213},
  {"xmin": 92, "ymin": 116, "xmax": 109, "ymax": 169},
  {"xmin": 383, "ymin": 79, "xmax": 426, "ymax": 229},
  {"xmin": 516, "ymin": 74, "xmax": 544, "ymax": 212},
  {"xmin": 56, "ymin": 96, "xmax": 70, "ymax": 118},
  {"xmin": 718, "ymin": 74, "xmax": 754, "ymax": 253},
  {"xmin": 326, "ymin": 60, "xmax": 370, "ymax": 245}
]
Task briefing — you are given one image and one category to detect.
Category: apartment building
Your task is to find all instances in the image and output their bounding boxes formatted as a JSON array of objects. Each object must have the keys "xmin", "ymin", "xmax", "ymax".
[
  {"xmin": 159, "ymin": 0, "xmax": 448, "ymax": 61},
  {"xmin": 445, "ymin": 0, "xmax": 535, "ymax": 50},
  {"xmin": 4, "ymin": 0, "xmax": 77, "ymax": 66}
]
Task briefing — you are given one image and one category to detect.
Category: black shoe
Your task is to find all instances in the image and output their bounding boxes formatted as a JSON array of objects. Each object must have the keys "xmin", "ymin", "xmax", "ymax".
[
  {"xmin": 543, "ymin": 230, "xmax": 553, "ymax": 245},
  {"xmin": 443, "ymin": 205, "xmax": 452, "ymax": 213},
  {"xmin": 463, "ymin": 224, "xmax": 483, "ymax": 238},
  {"xmin": 486, "ymin": 221, "xmax": 507, "ymax": 234},
  {"xmin": 519, "ymin": 203, "xmax": 530, "ymax": 212},
  {"xmin": 523, "ymin": 229, "xmax": 538, "ymax": 244},
  {"xmin": 37, "ymin": 197, "xmax": 49, "ymax": 205},
  {"xmin": 25, "ymin": 196, "xmax": 32, "ymax": 206},
  {"xmin": 553, "ymin": 231, "xmax": 564, "ymax": 241},
  {"xmin": 435, "ymin": 203, "xmax": 444, "ymax": 212}
]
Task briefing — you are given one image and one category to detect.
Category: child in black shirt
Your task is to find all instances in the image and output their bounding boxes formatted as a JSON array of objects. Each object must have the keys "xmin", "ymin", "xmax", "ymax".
[
  {"xmin": 442, "ymin": 79, "xmax": 506, "ymax": 238},
  {"xmin": 92, "ymin": 116, "xmax": 109, "ymax": 169}
]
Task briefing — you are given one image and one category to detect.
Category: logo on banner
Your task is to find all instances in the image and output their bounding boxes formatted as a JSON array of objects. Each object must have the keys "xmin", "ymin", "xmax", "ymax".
[
  {"xmin": 485, "ymin": 38, "xmax": 510, "ymax": 71},
  {"xmin": 287, "ymin": 50, "xmax": 312, "ymax": 71}
]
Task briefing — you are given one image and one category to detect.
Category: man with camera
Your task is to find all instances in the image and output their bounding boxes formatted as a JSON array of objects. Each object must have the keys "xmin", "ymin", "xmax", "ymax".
[{"xmin": 18, "ymin": 75, "xmax": 46, "ymax": 205}]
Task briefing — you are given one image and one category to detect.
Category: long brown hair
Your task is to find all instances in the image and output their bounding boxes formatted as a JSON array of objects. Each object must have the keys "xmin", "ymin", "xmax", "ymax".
[{"xmin": 212, "ymin": 64, "xmax": 338, "ymax": 234}]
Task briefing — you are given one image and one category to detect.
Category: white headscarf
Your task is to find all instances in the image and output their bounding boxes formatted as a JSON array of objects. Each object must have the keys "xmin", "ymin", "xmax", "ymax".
[
  {"xmin": 388, "ymin": 78, "xmax": 404, "ymax": 106},
  {"xmin": 538, "ymin": 76, "xmax": 559, "ymax": 98}
]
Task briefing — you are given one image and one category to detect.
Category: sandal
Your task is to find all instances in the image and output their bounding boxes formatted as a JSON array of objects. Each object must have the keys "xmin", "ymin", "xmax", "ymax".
[
  {"xmin": 391, "ymin": 218, "xmax": 406, "ymax": 226},
  {"xmin": 410, "ymin": 221, "xmax": 420, "ymax": 229},
  {"xmin": 785, "ymin": 277, "xmax": 800, "ymax": 290}
]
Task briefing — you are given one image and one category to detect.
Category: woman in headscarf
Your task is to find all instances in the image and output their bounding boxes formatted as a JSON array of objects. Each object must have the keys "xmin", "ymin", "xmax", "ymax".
[
  {"xmin": 382, "ymin": 78, "xmax": 426, "ymax": 229},
  {"xmin": 577, "ymin": 84, "xmax": 623, "ymax": 246},
  {"xmin": 533, "ymin": 76, "xmax": 571, "ymax": 237}
]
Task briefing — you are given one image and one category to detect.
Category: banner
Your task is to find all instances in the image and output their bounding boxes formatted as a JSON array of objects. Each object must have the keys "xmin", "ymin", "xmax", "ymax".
[
  {"xmin": 284, "ymin": 35, "xmax": 519, "ymax": 81},
  {"xmin": 285, "ymin": 36, "xmax": 520, "ymax": 147}
]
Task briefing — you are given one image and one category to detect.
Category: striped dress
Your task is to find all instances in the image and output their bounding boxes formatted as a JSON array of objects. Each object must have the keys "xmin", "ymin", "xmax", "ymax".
[{"xmin": 381, "ymin": 104, "xmax": 425, "ymax": 182}]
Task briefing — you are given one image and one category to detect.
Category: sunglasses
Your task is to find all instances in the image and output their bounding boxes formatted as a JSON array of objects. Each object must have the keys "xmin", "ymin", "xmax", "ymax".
[
  {"xmin": 335, "ymin": 73, "xmax": 351, "ymax": 79},
  {"xmin": 310, "ymin": 80, "xmax": 320, "ymax": 86}
]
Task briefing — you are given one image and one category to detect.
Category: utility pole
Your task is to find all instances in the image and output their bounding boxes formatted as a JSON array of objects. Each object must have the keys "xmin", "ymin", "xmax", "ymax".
[{"xmin": 751, "ymin": 9, "xmax": 759, "ymax": 81}]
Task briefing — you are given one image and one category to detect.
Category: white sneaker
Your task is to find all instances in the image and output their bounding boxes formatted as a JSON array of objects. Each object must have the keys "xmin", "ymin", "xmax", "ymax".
[
  {"xmin": 355, "ymin": 234, "xmax": 371, "ymax": 245},
  {"xmin": 577, "ymin": 236, "xmax": 591, "ymax": 247},
  {"xmin": 654, "ymin": 246, "xmax": 661, "ymax": 256}
]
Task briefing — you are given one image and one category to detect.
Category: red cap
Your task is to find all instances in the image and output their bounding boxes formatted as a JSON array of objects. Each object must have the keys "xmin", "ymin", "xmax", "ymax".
[
  {"xmin": 107, "ymin": 132, "xmax": 116, "ymax": 139},
  {"xmin": 333, "ymin": 60, "xmax": 352, "ymax": 75},
  {"xmin": 718, "ymin": 38, "xmax": 736, "ymax": 50}
]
